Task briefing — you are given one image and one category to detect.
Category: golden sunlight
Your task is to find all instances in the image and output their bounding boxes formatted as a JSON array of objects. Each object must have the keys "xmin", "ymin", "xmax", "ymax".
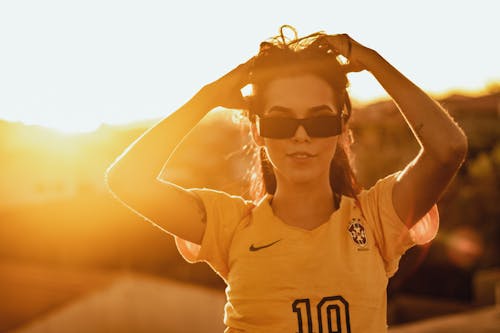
[
  {"xmin": 1, "ymin": 2, "xmax": 499, "ymax": 331},
  {"xmin": 19, "ymin": 118, "xmax": 102, "ymax": 134}
]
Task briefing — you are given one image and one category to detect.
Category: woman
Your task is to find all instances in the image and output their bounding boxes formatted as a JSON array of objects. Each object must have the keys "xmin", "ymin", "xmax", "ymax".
[{"xmin": 105, "ymin": 25, "xmax": 467, "ymax": 332}]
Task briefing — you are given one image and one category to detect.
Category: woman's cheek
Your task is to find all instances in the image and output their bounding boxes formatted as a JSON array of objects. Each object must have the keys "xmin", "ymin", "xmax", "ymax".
[{"xmin": 262, "ymin": 143, "xmax": 283, "ymax": 169}]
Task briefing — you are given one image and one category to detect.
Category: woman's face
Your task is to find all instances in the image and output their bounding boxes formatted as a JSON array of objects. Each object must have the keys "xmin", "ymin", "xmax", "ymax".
[{"xmin": 255, "ymin": 74, "xmax": 342, "ymax": 188}]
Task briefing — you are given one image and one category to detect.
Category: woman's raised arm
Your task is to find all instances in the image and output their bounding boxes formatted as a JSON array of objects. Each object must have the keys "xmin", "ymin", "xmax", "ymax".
[
  {"xmin": 326, "ymin": 34, "xmax": 468, "ymax": 228},
  {"xmin": 105, "ymin": 58, "xmax": 253, "ymax": 244}
]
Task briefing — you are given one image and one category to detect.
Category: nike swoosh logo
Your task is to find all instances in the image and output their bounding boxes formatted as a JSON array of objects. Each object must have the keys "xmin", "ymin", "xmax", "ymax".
[{"xmin": 249, "ymin": 239, "xmax": 282, "ymax": 252}]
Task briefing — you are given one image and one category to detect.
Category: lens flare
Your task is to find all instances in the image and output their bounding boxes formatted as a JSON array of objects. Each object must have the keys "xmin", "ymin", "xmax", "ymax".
[{"xmin": 444, "ymin": 226, "xmax": 484, "ymax": 269}]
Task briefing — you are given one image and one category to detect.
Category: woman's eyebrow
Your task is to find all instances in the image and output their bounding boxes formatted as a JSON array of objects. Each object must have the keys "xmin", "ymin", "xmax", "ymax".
[
  {"xmin": 267, "ymin": 106, "xmax": 293, "ymax": 114},
  {"xmin": 307, "ymin": 104, "xmax": 337, "ymax": 114},
  {"xmin": 267, "ymin": 104, "xmax": 337, "ymax": 115}
]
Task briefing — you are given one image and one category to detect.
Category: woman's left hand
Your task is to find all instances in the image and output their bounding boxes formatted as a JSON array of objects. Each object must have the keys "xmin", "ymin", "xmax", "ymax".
[{"xmin": 324, "ymin": 34, "xmax": 376, "ymax": 73}]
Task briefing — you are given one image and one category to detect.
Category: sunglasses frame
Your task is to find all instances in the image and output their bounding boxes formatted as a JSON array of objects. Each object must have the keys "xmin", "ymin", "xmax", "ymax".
[{"xmin": 256, "ymin": 114, "xmax": 344, "ymax": 139}]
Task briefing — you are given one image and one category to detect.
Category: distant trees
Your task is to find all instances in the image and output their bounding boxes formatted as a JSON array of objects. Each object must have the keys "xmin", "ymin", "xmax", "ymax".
[{"xmin": 0, "ymin": 92, "xmax": 498, "ymax": 295}]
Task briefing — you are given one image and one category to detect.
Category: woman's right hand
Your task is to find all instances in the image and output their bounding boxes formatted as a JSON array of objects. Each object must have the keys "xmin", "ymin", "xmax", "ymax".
[{"xmin": 202, "ymin": 56, "xmax": 255, "ymax": 110}]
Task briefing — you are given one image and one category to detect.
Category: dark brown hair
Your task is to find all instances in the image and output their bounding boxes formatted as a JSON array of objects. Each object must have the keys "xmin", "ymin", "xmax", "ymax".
[{"xmin": 245, "ymin": 25, "xmax": 362, "ymax": 201}]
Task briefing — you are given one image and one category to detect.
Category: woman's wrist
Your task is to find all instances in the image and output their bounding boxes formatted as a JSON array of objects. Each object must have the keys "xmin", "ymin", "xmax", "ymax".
[{"xmin": 357, "ymin": 48, "xmax": 383, "ymax": 73}]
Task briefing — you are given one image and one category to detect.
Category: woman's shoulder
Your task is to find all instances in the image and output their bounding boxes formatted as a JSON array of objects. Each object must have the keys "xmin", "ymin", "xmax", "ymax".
[
  {"xmin": 355, "ymin": 171, "xmax": 439, "ymax": 246},
  {"xmin": 187, "ymin": 187, "xmax": 256, "ymax": 220},
  {"xmin": 358, "ymin": 171, "xmax": 401, "ymax": 198},
  {"xmin": 188, "ymin": 187, "xmax": 254, "ymax": 204}
]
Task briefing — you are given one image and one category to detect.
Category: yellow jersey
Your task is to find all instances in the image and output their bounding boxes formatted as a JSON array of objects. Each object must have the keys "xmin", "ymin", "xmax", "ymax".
[{"xmin": 176, "ymin": 172, "xmax": 439, "ymax": 332}]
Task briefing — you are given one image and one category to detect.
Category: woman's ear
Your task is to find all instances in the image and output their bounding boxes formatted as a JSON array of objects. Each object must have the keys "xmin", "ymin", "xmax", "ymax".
[{"xmin": 250, "ymin": 121, "xmax": 265, "ymax": 146}]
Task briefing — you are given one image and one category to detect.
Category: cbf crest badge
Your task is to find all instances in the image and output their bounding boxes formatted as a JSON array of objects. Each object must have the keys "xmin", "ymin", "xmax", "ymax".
[{"xmin": 348, "ymin": 218, "xmax": 368, "ymax": 248}]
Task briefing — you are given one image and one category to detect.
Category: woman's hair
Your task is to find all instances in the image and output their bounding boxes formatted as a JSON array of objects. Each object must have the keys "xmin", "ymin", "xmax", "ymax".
[{"xmin": 244, "ymin": 25, "xmax": 362, "ymax": 201}]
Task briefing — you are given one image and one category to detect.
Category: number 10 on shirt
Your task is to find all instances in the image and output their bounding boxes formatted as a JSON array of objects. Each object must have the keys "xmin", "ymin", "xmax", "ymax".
[{"xmin": 292, "ymin": 296, "xmax": 351, "ymax": 333}]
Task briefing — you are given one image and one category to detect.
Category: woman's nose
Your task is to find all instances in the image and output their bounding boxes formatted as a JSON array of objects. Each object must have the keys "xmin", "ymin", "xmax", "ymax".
[{"xmin": 292, "ymin": 124, "xmax": 311, "ymax": 142}]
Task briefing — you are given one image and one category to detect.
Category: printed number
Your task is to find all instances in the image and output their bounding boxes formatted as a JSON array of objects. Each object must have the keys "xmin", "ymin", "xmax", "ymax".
[{"xmin": 292, "ymin": 296, "xmax": 351, "ymax": 333}]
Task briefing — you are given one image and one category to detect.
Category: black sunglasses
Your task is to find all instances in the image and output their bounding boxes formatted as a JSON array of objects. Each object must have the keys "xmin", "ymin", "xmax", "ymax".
[{"xmin": 257, "ymin": 115, "xmax": 342, "ymax": 139}]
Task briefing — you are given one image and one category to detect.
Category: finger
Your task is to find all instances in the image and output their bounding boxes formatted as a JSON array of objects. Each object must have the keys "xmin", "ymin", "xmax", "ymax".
[
  {"xmin": 231, "ymin": 56, "xmax": 256, "ymax": 75},
  {"xmin": 221, "ymin": 57, "xmax": 255, "ymax": 85},
  {"xmin": 343, "ymin": 34, "xmax": 352, "ymax": 59},
  {"xmin": 342, "ymin": 61, "xmax": 364, "ymax": 74},
  {"xmin": 324, "ymin": 34, "xmax": 347, "ymax": 57}
]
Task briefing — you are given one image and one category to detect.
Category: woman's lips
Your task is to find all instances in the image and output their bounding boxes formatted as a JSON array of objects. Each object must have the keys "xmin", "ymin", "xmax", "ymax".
[{"xmin": 287, "ymin": 152, "xmax": 316, "ymax": 160}]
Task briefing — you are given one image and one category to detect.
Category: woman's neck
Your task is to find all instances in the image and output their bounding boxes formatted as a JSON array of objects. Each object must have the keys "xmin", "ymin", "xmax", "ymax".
[{"xmin": 271, "ymin": 181, "xmax": 337, "ymax": 230}]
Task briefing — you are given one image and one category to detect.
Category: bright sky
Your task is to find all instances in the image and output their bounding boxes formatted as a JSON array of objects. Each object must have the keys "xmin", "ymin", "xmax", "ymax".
[{"xmin": 1, "ymin": 0, "xmax": 498, "ymax": 133}]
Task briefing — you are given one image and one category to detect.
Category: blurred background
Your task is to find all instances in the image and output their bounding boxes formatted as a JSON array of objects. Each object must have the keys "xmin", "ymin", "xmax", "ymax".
[{"xmin": 1, "ymin": 0, "xmax": 499, "ymax": 332}]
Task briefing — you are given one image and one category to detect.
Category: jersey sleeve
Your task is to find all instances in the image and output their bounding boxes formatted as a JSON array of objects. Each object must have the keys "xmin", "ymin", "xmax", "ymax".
[
  {"xmin": 174, "ymin": 188, "xmax": 252, "ymax": 281},
  {"xmin": 358, "ymin": 172, "xmax": 439, "ymax": 277}
]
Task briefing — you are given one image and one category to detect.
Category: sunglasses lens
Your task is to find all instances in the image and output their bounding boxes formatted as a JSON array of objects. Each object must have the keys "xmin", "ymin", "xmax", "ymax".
[
  {"xmin": 258, "ymin": 117, "xmax": 297, "ymax": 138},
  {"xmin": 304, "ymin": 116, "xmax": 342, "ymax": 137},
  {"xmin": 258, "ymin": 115, "xmax": 341, "ymax": 139}
]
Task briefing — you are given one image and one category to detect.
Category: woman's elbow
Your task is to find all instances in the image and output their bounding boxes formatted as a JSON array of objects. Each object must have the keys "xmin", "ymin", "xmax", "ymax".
[
  {"xmin": 104, "ymin": 166, "xmax": 125, "ymax": 196},
  {"xmin": 452, "ymin": 129, "xmax": 468, "ymax": 159},
  {"xmin": 442, "ymin": 131, "xmax": 468, "ymax": 169}
]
